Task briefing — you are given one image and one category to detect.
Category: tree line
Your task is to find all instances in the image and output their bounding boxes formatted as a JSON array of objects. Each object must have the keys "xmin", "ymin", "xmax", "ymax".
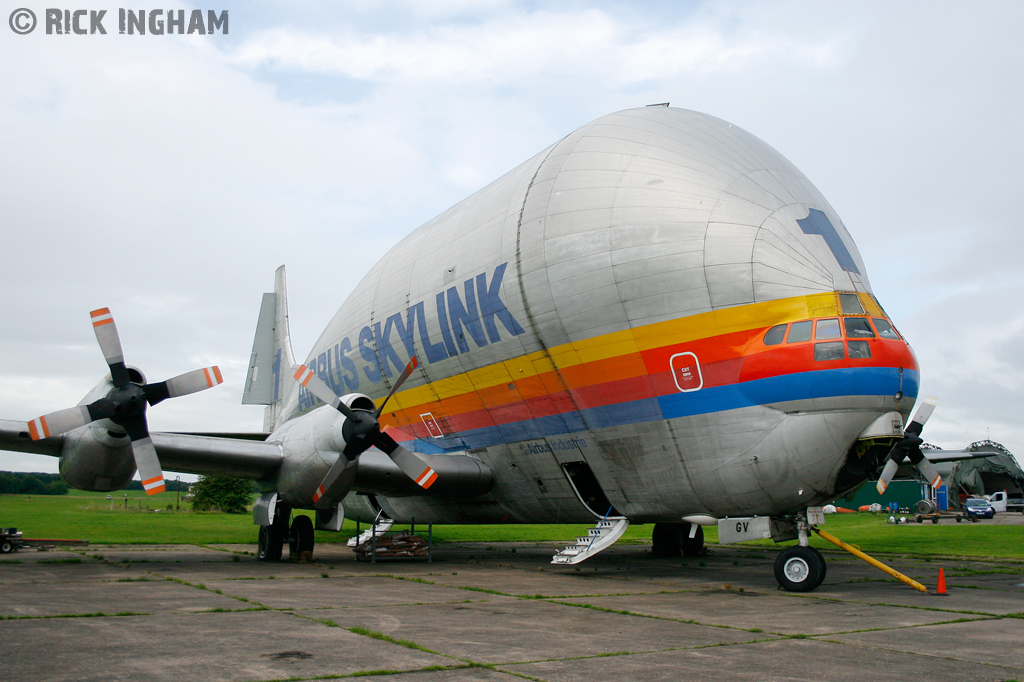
[
  {"xmin": 1, "ymin": 472, "xmax": 192, "ymax": 495},
  {"xmin": 0, "ymin": 471, "xmax": 69, "ymax": 495}
]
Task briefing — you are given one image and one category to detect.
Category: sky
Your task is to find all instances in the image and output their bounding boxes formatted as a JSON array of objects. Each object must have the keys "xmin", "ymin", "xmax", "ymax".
[{"xmin": 1, "ymin": 1, "xmax": 1021, "ymax": 477}]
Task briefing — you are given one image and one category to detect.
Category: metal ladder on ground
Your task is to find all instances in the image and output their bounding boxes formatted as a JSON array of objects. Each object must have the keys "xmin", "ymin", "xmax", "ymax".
[
  {"xmin": 347, "ymin": 511, "xmax": 394, "ymax": 547},
  {"xmin": 551, "ymin": 510, "xmax": 629, "ymax": 565}
]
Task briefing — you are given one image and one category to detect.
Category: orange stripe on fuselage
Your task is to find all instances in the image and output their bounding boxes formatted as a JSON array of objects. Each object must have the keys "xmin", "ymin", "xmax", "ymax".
[{"xmin": 361, "ymin": 294, "xmax": 918, "ymax": 440}]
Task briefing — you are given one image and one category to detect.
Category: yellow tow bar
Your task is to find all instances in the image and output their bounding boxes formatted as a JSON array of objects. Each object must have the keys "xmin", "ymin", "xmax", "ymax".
[{"xmin": 813, "ymin": 528, "xmax": 928, "ymax": 593}]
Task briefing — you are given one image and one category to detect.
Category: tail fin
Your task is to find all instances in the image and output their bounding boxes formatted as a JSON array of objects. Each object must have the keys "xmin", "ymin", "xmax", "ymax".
[{"xmin": 242, "ymin": 265, "xmax": 297, "ymax": 432}]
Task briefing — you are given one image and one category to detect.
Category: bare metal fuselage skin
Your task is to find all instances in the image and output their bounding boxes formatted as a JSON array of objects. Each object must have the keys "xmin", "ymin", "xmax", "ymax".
[{"xmin": 269, "ymin": 107, "xmax": 919, "ymax": 525}]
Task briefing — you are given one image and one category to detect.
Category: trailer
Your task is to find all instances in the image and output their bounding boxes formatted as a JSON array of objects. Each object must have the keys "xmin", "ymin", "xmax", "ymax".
[
  {"xmin": 0, "ymin": 528, "xmax": 88, "ymax": 553},
  {"xmin": 912, "ymin": 499, "xmax": 985, "ymax": 524},
  {"xmin": 913, "ymin": 510, "xmax": 985, "ymax": 524}
]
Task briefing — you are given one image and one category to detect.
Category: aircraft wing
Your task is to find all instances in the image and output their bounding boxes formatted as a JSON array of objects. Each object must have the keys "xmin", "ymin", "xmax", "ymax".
[
  {"xmin": 0, "ymin": 419, "xmax": 283, "ymax": 481},
  {"xmin": 149, "ymin": 433, "xmax": 283, "ymax": 479},
  {"xmin": 0, "ymin": 419, "xmax": 62, "ymax": 457},
  {"xmin": 920, "ymin": 447, "xmax": 1006, "ymax": 463}
]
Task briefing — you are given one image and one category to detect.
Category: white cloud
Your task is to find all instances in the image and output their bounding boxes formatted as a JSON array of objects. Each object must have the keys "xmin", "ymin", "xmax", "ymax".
[{"xmin": 229, "ymin": 8, "xmax": 844, "ymax": 87}]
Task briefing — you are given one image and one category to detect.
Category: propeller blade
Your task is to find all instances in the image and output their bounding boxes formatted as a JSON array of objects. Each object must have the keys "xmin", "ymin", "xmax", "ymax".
[
  {"xmin": 130, "ymin": 436, "xmax": 166, "ymax": 495},
  {"xmin": 876, "ymin": 458, "xmax": 900, "ymax": 495},
  {"xmin": 312, "ymin": 455, "xmax": 350, "ymax": 504},
  {"xmin": 90, "ymin": 308, "xmax": 130, "ymax": 387},
  {"xmin": 27, "ymin": 406, "xmax": 90, "ymax": 440},
  {"xmin": 905, "ymin": 396, "xmax": 938, "ymax": 437},
  {"xmin": 376, "ymin": 356, "xmax": 418, "ymax": 417},
  {"xmin": 27, "ymin": 398, "xmax": 119, "ymax": 440},
  {"xmin": 145, "ymin": 366, "xmax": 224, "ymax": 405},
  {"xmin": 876, "ymin": 396, "xmax": 940, "ymax": 494},
  {"xmin": 291, "ymin": 364, "xmax": 357, "ymax": 421},
  {"xmin": 916, "ymin": 458, "xmax": 943, "ymax": 489},
  {"xmin": 377, "ymin": 431, "xmax": 437, "ymax": 489}
]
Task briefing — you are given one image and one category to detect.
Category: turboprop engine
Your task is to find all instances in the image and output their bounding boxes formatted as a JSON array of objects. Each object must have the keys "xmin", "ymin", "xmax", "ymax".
[
  {"xmin": 280, "ymin": 357, "xmax": 446, "ymax": 503},
  {"xmin": 264, "ymin": 393, "xmax": 377, "ymax": 507},
  {"xmin": 28, "ymin": 308, "xmax": 224, "ymax": 495},
  {"xmin": 55, "ymin": 374, "xmax": 141, "ymax": 492}
]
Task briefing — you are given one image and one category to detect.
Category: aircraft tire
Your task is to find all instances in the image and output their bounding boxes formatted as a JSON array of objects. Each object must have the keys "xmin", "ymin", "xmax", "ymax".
[
  {"xmin": 774, "ymin": 546, "xmax": 826, "ymax": 592},
  {"xmin": 289, "ymin": 515, "xmax": 315, "ymax": 560},
  {"xmin": 258, "ymin": 524, "xmax": 284, "ymax": 561},
  {"xmin": 682, "ymin": 524, "xmax": 704, "ymax": 557},
  {"xmin": 651, "ymin": 523, "xmax": 682, "ymax": 557},
  {"xmin": 652, "ymin": 523, "xmax": 705, "ymax": 557},
  {"xmin": 809, "ymin": 547, "xmax": 827, "ymax": 586}
]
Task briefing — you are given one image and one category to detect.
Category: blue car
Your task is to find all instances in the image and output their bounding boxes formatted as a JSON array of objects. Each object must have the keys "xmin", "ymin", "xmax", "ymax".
[{"xmin": 963, "ymin": 498, "xmax": 995, "ymax": 519}]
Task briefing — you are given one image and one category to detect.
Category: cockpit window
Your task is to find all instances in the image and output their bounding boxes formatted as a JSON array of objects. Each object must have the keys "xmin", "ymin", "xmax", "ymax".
[
  {"xmin": 839, "ymin": 293, "xmax": 866, "ymax": 315},
  {"xmin": 848, "ymin": 340, "xmax": 871, "ymax": 359},
  {"xmin": 815, "ymin": 318, "xmax": 841, "ymax": 340},
  {"xmin": 814, "ymin": 341, "xmax": 845, "ymax": 361},
  {"xmin": 787, "ymin": 320, "xmax": 812, "ymax": 343},
  {"xmin": 764, "ymin": 324, "xmax": 787, "ymax": 346},
  {"xmin": 844, "ymin": 318, "xmax": 876, "ymax": 338},
  {"xmin": 872, "ymin": 318, "xmax": 901, "ymax": 340}
]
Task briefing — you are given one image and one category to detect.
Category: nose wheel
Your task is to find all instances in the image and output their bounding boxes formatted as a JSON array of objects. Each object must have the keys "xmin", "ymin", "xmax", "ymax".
[{"xmin": 774, "ymin": 546, "xmax": 827, "ymax": 592}]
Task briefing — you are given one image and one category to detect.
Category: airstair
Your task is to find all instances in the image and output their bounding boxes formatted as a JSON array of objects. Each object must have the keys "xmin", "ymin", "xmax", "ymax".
[{"xmin": 551, "ymin": 515, "xmax": 629, "ymax": 565}]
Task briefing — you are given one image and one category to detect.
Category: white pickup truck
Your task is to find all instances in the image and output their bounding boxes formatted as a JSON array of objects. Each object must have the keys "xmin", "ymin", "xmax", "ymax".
[{"xmin": 986, "ymin": 491, "xmax": 1024, "ymax": 513}]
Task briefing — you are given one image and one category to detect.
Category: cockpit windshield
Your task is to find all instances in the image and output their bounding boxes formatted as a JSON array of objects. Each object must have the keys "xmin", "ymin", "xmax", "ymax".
[{"xmin": 872, "ymin": 318, "xmax": 901, "ymax": 340}]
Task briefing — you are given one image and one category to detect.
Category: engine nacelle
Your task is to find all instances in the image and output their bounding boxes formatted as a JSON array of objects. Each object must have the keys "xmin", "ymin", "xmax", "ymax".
[{"xmin": 59, "ymin": 424, "xmax": 136, "ymax": 491}]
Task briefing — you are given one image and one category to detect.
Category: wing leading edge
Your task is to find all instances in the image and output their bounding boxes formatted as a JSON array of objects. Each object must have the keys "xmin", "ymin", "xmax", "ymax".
[{"xmin": 0, "ymin": 420, "xmax": 283, "ymax": 481}]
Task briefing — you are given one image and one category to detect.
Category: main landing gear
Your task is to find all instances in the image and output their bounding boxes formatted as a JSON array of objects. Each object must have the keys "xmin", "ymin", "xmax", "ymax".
[
  {"xmin": 652, "ymin": 522, "xmax": 705, "ymax": 557},
  {"xmin": 257, "ymin": 504, "xmax": 315, "ymax": 562}
]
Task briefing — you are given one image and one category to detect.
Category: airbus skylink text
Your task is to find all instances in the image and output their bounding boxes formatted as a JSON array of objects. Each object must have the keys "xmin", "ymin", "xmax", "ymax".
[
  {"xmin": 42, "ymin": 9, "xmax": 228, "ymax": 34},
  {"xmin": 296, "ymin": 262, "xmax": 526, "ymax": 411}
]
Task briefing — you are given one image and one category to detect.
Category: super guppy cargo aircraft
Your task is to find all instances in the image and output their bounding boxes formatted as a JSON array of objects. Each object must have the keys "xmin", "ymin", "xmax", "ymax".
[{"xmin": 1, "ymin": 105, "xmax": 949, "ymax": 591}]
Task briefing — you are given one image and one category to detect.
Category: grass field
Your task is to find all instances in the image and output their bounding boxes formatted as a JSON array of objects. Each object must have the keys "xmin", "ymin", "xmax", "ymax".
[{"xmin": 1, "ymin": 492, "xmax": 1022, "ymax": 559}]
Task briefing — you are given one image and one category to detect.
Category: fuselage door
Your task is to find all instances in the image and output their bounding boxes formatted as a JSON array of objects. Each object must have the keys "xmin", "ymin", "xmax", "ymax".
[{"xmin": 561, "ymin": 460, "xmax": 621, "ymax": 519}]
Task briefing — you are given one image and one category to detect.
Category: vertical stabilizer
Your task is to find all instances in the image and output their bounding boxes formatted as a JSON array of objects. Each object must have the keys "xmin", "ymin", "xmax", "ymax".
[{"xmin": 242, "ymin": 265, "xmax": 297, "ymax": 432}]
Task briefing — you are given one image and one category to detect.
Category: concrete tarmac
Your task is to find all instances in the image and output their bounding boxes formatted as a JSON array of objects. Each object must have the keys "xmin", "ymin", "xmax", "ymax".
[{"xmin": 1, "ymin": 536, "xmax": 1022, "ymax": 682}]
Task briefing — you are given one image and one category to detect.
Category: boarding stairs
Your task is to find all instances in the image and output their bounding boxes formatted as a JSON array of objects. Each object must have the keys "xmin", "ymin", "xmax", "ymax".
[
  {"xmin": 551, "ymin": 515, "xmax": 629, "ymax": 565},
  {"xmin": 347, "ymin": 515, "xmax": 394, "ymax": 547}
]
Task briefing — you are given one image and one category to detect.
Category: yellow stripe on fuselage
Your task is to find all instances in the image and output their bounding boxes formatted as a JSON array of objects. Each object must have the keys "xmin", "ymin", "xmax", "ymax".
[{"xmin": 381, "ymin": 292, "xmax": 842, "ymax": 412}]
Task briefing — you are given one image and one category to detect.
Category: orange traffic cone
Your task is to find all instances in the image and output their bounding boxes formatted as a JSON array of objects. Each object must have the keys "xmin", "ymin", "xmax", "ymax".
[{"xmin": 936, "ymin": 568, "xmax": 948, "ymax": 595}]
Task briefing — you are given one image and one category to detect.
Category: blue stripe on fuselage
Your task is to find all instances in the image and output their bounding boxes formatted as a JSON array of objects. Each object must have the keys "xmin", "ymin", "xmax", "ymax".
[{"xmin": 399, "ymin": 366, "xmax": 920, "ymax": 454}]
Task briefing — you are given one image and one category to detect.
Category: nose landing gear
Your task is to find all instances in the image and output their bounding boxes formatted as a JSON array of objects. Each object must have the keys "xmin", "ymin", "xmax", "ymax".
[{"xmin": 775, "ymin": 545, "xmax": 827, "ymax": 591}]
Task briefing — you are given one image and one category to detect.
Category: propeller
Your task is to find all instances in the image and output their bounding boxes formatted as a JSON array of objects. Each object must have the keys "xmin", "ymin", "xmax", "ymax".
[
  {"xmin": 876, "ymin": 397, "xmax": 941, "ymax": 494},
  {"xmin": 27, "ymin": 307, "xmax": 223, "ymax": 495},
  {"xmin": 291, "ymin": 356, "xmax": 437, "ymax": 503}
]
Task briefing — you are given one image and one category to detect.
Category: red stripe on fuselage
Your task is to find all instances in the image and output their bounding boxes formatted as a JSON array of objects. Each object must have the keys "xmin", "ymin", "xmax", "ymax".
[{"xmin": 379, "ymin": 322, "xmax": 918, "ymax": 442}]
